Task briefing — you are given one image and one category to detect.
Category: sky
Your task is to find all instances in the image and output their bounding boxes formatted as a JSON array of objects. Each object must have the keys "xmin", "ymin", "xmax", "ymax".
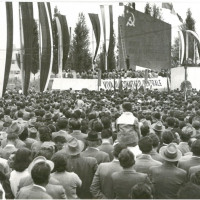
[{"xmin": 2, "ymin": 0, "xmax": 200, "ymax": 54}]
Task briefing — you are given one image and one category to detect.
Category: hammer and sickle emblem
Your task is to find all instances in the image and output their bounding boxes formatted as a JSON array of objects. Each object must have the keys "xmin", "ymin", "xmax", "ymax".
[{"xmin": 126, "ymin": 11, "xmax": 135, "ymax": 27}]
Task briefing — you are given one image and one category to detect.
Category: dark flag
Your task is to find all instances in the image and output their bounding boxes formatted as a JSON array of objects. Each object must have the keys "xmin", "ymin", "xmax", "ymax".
[
  {"xmin": 88, "ymin": 13, "xmax": 101, "ymax": 63},
  {"xmin": 20, "ymin": 2, "xmax": 33, "ymax": 95},
  {"xmin": 38, "ymin": 2, "xmax": 53, "ymax": 92},
  {"xmin": 57, "ymin": 14, "xmax": 70, "ymax": 68},
  {"xmin": 3, "ymin": 2, "xmax": 13, "ymax": 95}
]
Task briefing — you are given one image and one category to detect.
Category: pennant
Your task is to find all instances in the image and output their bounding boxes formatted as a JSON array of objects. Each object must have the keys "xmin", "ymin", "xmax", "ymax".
[
  {"xmin": 3, "ymin": 2, "xmax": 13, "ymax": 95},
  {"xmin": 38, "ymin": 2, "xmax": 53, "ymax": 92},
  {"xmin": 55, "ymin": 17, "xmax": 63, "ymax": 78},
  {"xmin": 162, "ymin": 3, "xmax": 173, "ymax": 10},
  {"xmin": 20, "ymin": 2, "xmax": 33, "ymax": 95},
  {"xmin": 88, "ymin": 13, "xmax": 101, "ymax": 62},
  {"xmin": 162, "ymin": 2, "xmax": 183, "ymax": 23},
  {"xmin": 177, "ymin": 13, "xmax": 183, "ymax": 23}
]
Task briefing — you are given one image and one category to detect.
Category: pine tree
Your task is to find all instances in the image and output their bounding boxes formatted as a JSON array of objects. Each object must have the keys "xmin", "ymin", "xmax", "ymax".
[
  {"xmin": 71, "ymin": 13, "xmax": 92, "ymax": 72},
  {"xmin": 152, "ymin": 4, "xmax": 162, "ymax": 20},
  {"xmin": 186, "ymin": 9, "xmax": 195, "ymax": 31},
  {"xmin": 144, "ymin": 3, "xmax": 152, "ymax": 15},
  {"xmin": 107, "ymin": 31, "xmax": 116, "ymax": 72}
]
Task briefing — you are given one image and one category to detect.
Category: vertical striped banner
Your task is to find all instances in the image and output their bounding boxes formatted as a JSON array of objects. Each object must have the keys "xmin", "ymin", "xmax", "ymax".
[
  {"xmin": 100, "ymin": 5, "xmax": 107, "ymax": 71},
  {"xmin": 55, "ymin": 17, "xmax": 63, "ymax": 78},
  {"xmin": 0, "ymin": 3, "xmax": 7, "ymax": 97},
  {"xmin": 3, "ymin": 2, "xmax": 13, "ymax": 95},
  {"xmin": 38, "ymin": 2, "xmax": 53, "ymax": 92},
  {"xmin": 88, "ymin": 13, "xmax": 101, "ymax": 63},
  {"xmin": 19, "ymin": 2, "xmax": 33, "ymax": 96}
]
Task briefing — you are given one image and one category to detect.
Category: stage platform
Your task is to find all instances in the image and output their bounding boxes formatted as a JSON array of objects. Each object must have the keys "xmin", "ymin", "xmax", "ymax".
[
  {"xmin": 51, "ymin": 77, "xmax": 168, "ymax": 91},
  {"xmin": 171, "ymin": 66, "xmax": 200, "ymax": 90}
]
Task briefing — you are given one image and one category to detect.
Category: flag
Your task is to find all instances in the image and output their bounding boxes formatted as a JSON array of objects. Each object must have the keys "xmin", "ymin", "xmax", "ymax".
[
  {"xmin": 88, "ymin": 13, "xmax": 101, "ymax": 62},
  {"xmin": 162, "ymin": 2, "xmax": 183, "ymax": 23},
  {"xmin": 177, "ymin": 13, "xmax": 183, "ymax": 23},
  {"xmin": 162, "ymin": 3, "xmax": 173, "ymax": 11},
  {"xmin": 38, "ymin": 2, "xmax": 53, "ymax": 92},
  {"xmin": 20, "ymin": 2, "xmax": 33, "ymax": 95},
  {"xmin": 3, "ymin": 2, "xmax": 13, "ymax": 95}
]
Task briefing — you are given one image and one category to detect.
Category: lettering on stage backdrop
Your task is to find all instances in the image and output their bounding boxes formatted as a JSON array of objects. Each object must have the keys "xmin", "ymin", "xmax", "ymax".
[
  {"xmin": 52, "ymin": 77, "xmax": 168, "ymax": 91},
  {"xmin": 101, "ymin": 78, "xmax": 167, "ymax": 90}
]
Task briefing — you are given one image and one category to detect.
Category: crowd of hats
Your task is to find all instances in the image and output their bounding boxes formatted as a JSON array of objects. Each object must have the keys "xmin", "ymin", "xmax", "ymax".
[{"xmin": 1, "ymin": 87, "xmax": 200, "ymax": 198}]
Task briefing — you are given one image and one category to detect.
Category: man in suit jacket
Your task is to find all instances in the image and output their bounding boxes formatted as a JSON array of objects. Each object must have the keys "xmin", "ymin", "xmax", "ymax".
[
  {"xmin": 65, "ymin": 137, "xmax": 98, "ymax": 199},
  {"xmin": 111, "ymin": 149, "xmax": 151, "ymax": 199},
  {"xmin": 98, "ymin": 129, "xmax": 114, "ymax": 161},
  {"xmin": 90, "ymin": 143, "xmax": 126, "ymax": 199},
  {"xmin": 149, "ymin": 143, "xmax": 187, "ymax": 199},
  {"xmin": 134, "ymin": 136, "xmax": 162, "ymax": 174},
  {"xmin": 81, "ymin": 131, "xmax": 110, "ymax": 164},
  {"xmin": 17, "ymin": 161, "xmax": 66, "ymax": 199},
  {"xmin": 178, "ymin": 139, "xmax": 200, "ymax": 173}
]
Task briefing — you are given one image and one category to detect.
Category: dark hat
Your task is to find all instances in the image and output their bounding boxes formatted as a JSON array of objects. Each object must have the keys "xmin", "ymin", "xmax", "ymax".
[
  {"xmin": 160, "ymin": 143, "xmax": 182, "ymax": 162},
  {"xmin": 65, "ymin": 137, "xmax": 84, "ymax": 155},
  {"xmin": 86, "ymin": 131, "xmax": 99, "ymax": 141}
]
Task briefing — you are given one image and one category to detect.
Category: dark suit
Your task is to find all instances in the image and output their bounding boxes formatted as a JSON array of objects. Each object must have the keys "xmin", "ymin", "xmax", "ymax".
[
  {"xmin": 66, "ymin": 154, "xmax": 98, "ymax": 199},
  {"xmin": 178, "ymin": 156, "xmax": 200, "ymax": 173},
  {"xmin": 149, "ymin": 149, "xmax": 164, "ymax": 163},
  {"xmin": 16, "ymin": 185, "xmax": 52, "ymax": 199},
  {"xmin": 81, "ymin": 147, "xmax": 110, "ymax": 164},
  {"xmin": 90, "ymin": 160, "xmax": 122, "ymax": 199},
  {"xmin": 134, "ymin": 154, "xmax": 162, "ymax": 174},
  {"xmin": 98, "ymin": 143, "xmax": 114, "ymax": 161},
  {"xmin": 111, "ymin": 170, "xmax": 150, "ymax": 199},
  {"xmin": 149, "ymin": 163, "xmax": 187, "ymax": 199}
]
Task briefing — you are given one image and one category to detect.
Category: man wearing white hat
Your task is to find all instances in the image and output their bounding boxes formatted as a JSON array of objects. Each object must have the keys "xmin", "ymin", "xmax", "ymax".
[{"xmin": 149, "ymin": 143, "xmax": 187, "ymax": 199}]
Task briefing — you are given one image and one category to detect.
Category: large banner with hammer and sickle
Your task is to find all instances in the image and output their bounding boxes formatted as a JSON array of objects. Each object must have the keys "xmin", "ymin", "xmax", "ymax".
[{"xmin": 118, "ymin": 6, "xmax": 171, "ymax": 71}]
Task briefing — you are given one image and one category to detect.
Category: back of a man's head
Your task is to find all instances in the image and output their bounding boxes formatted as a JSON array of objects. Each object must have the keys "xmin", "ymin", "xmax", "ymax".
[
  {"xmin": 138, "ymin": 136, "xmax": 153, "ymax": 153},
  {"xmin": 122, "ymin": 102, "xmax": 132, "ymax": 112},
  {"xmin": 101, "ymin": 129, "xmax": 112, "ymax": 139},
  {"xmin": 31, "ymin": 162, "xmax": 51, "ymax": 186},
  {"xmin": 166, "ymin": 117, "xmax": 175, "ymax": 127},
  {"xmin": 113, "ymin": 143, "xmax": 127, "ymax": 159},
  {"xmin": 191, "ymin": 139, "xmax": 200, "ymax": 156},
  {"xmin": 162, "ymin": 130, "xmax": 174, "ymax": 144}
]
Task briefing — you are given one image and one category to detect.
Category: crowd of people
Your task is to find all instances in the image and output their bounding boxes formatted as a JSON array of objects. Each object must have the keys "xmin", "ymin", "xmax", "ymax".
[
  {"xmin": 0, "ymin": 87, "xmax": 199, "ymax": 199},
  {"xmin": 63, "ymin": 69, "xmax": 169, "ymax": 79}
]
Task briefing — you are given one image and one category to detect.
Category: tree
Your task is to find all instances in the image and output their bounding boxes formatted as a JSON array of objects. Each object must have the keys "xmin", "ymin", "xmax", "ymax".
[
  {"xmin": 107, "ymin": 31, "xmax": 116, "ymax": 71},
  {"xmin": 31, "ymin": 20, "xmax": 39, "ymax": 77},
  {"xmin": 186, "ymin": 9, "xmax": 195, "ymax": 31},
  {"xmin": 171, "ymin": 37, "xmax": 180, "ymax": 68},
  {"xmin": 144, "ymin": 3, "xmax": 152, "ymax": 15},
  {"xmin": 96, "ymin": 44, "xmax": 106, "ymax": 72},
  {"xmin": 71, "ymin": 13, "xmax": 92, "ymax": 72},
  {"xmin": 152, "ymin": 4, "xmax": 162, "ymax": 20}
]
